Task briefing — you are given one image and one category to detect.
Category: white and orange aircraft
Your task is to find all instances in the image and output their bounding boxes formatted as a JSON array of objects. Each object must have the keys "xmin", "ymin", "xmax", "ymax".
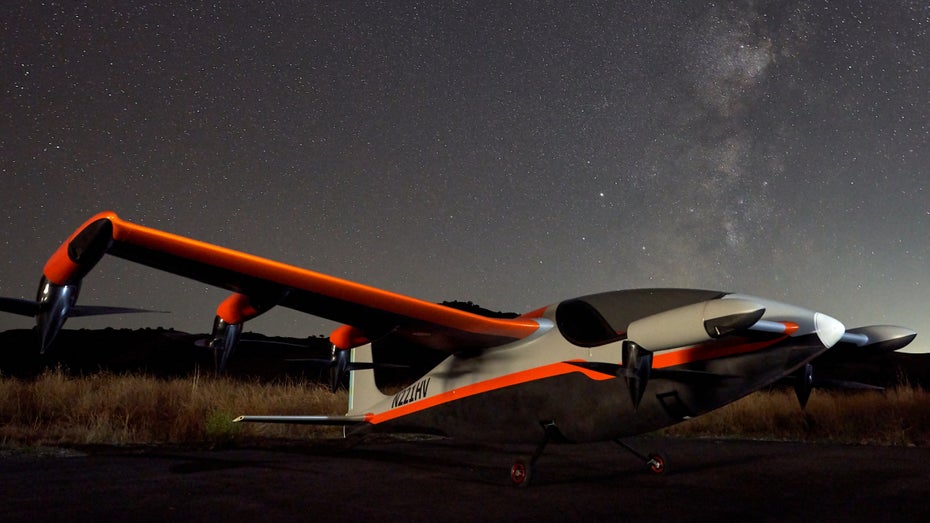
[{"xmin": 0, "ymin": 211, "xmax": 918, "ymax": 486}]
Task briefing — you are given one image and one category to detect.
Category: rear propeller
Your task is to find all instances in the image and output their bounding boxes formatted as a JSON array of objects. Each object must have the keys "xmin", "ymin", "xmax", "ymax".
[
  {"xmin": 196, "ymin": 330, "xmax": 407, "ymax": 390},
  {"xmin": 620, "ymin": 340, "xmax": 653, "ymax": 409},
  {"xmin": 289, "ymin": 345, "xmax": 408, "ymax": 392},
  {"xmin": 209, "ymin": 316, "xmax": 242, "ymax": 373}
]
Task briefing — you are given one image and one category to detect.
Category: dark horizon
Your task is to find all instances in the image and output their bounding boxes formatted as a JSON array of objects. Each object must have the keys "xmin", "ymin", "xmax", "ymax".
[{"xmin": 1, "ymin": 326, "xmax": 928, "ymax": 391}]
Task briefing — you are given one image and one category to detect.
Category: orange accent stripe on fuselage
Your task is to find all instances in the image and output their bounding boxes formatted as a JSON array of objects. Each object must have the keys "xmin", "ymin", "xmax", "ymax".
[
  {"xmin": 367, "ymin": 360, "xmax": 614, "ymax": 424},
  {"xmin": 368, "ymin": 327, "xmax": 800, "ymax": 425}
]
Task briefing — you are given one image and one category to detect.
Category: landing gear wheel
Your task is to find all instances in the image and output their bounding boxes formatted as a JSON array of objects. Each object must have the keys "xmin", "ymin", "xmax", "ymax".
[
  {"xmin": 646, "ymin": 452, "xmax": 667, "ymax": 475},
  {"xmin": 510, "ymin": 459, "xmax": 534, "ymax": 487}
]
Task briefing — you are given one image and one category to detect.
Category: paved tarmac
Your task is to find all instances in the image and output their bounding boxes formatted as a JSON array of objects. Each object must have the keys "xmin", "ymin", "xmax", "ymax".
[{"xmin": 2, "ymin": 436, "xmax": 929, "ymax": 522}]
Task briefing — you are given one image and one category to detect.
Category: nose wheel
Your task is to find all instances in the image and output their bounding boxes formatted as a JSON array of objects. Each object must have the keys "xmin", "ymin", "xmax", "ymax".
[
  {"xmin": 646, "ymin": 452, "xmax": 666, "ymax": 474},
  {"xmin": 510, "ymin": 432, "xmax": 669, "ymax": 487},
  {"xmin": 510, "ymin": 459, "xmax": 533, "ymax": 487}
]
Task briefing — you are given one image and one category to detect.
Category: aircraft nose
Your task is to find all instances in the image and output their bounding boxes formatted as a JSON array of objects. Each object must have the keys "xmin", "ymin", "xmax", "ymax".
[{"xmin": 814, "ymin": 312, "xmax": 845, "ymax": 348}]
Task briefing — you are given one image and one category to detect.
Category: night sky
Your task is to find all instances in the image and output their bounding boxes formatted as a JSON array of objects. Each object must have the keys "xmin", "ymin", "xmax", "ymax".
[{"xmin": 2, "ymin": 2, "xmax": 928, "ymax": 351}]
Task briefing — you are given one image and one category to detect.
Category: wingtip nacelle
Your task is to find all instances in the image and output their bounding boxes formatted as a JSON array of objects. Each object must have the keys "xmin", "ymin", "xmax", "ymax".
[
  {"xmin": 43, "ymin": 215, "xmax": 116, "ymax": 287},
  {"xmin": 0, "ymin": 276, "xmax": 161, "ymax": 353},
  {"xmin": 35, "ymin": 276, "xmax": 80, "ymax": 354},
  {"xmin": 627, "ymin": 298, "xmax": 765, "ymax": 351},
  {"xmin": 839, "ymin": 325, "xmax": 917, "ymax": 353},
  {"xmin": 32, "ymin": 214, "xmax": 119, "ymax": 353}
]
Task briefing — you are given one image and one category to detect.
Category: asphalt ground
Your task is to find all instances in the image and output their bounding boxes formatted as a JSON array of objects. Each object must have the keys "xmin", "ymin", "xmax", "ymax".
[{"xmin": 2, "ymin": 436, "xmax": 929, "ymax": 522}]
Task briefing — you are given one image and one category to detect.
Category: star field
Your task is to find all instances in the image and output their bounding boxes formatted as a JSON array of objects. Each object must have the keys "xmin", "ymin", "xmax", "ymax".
[{"xmin": 2, "ymin": 2, "xmax": 928, "ymax": 350}]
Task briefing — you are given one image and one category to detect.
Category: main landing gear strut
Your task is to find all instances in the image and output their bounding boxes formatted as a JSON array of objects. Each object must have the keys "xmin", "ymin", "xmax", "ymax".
[
  {"xmin": 510, "ymin": 422, "xmax": 557, "ymax": 488},
  {"xmin": 615, "ymin": 439, "xmax": 667, "ymax": 475},
  {"xmin": 509, "ymin": 423, "xmax": 668, "ymax": 487}
]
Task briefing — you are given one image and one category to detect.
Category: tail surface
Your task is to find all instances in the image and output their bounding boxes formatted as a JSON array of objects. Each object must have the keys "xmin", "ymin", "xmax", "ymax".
[{"xmin": 347, "ymin": 343, "xmax": 389, "ymax": 415}]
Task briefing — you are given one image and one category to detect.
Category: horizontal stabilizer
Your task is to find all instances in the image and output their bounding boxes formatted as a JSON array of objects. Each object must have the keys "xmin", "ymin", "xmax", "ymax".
[{"xmin": 233, "ymin": 415, "xmax": 369, "ymax": 425}]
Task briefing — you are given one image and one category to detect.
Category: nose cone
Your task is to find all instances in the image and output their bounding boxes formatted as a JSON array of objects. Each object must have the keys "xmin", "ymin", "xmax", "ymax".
[{"xmin": 814, "ymin": 312, "xmax": 845, "ymax": 348}]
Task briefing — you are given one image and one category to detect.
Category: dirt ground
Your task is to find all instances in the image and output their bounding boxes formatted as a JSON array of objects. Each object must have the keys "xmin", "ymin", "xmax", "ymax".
[{"xmin": 3, "ymin": 436, "xmax": 929, "ymax": 522}]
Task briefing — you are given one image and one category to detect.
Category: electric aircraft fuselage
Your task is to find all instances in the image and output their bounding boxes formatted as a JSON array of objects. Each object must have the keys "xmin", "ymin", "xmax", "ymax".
[{"xmin": 0, "ymin": 212, "xmax": 917, "ymax": 485}]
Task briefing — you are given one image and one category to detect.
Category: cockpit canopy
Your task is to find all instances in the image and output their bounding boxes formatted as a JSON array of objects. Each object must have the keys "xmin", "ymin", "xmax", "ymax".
[{"xmin": 555, "ymin": 288, "xmax": 727, "ymax": 347}]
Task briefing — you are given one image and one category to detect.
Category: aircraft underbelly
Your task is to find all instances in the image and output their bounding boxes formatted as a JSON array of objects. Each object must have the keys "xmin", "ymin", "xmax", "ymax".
[{"xmin": 370, "ymin": 337, "xmax": 827, "ymax": 444}]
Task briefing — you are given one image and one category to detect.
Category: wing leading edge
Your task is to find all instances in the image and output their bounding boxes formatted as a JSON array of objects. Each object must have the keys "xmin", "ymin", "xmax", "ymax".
[{"xmin": 38, "ymin": 211, "xmax": 541, "ymax": 352}]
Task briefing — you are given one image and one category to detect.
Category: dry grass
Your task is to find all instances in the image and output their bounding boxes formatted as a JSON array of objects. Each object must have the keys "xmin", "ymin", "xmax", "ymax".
[
  {"xmin": 0, "ymin": 368, "xmax": 346, "ymax": 448},
  {"xmin": 1, "ymin": 369, "xmax": 928, "ymax": 448},
  {"xmin": 662, "ymin": 387, "xmax": 930, "ymax": 446}
]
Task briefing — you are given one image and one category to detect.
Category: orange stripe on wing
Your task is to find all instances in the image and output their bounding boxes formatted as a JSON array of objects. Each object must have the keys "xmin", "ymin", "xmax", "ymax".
[
  {"xmin": 43, "ymin": 211, "xmax": 121, "ymax": 285},
  {"xmin": 368, "ymin": 360, "xmax": 614, "ymax": 425},
  {"xmin": 43, "ymin": 212, "xmax": 540, "ymax": 341},
  {"xmin": 112, "ymin": 215, "xmax": 540, "ymax": 338}
]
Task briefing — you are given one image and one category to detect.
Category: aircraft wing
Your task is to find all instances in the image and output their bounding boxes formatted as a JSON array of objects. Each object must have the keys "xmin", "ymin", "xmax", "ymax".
[{"xmin": 35, "ymin": 211, "xmax": 541, "ymax": 352}]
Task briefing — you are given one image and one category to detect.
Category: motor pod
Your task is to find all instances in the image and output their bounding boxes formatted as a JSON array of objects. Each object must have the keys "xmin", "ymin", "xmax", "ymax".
[
  {"xmin": 626, "ymin": 298, "xmax": 765, "ymax": 351},
  {"xmin": 210, "ymin": 315, "xmax": 242, "ymax": 371},
  {"xmin": 34, "ymin": 217, "xmax": 116, "ymax": 353},
  {"xmin": 329, "ymin": 343, "xmax": 351, "ymax": 393},
  {"xmin": 35, "ymin": 276, "xmax": 80, "ymax": 353},
  {"xmin": 841, "ymin": 325, "xmax": 918, "ymax": 353}
]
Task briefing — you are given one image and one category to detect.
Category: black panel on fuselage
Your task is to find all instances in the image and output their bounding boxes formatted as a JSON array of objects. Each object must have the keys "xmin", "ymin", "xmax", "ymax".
[{"xmin": 556, "ymin": 289, "xmax": 727, "ymax": 347}]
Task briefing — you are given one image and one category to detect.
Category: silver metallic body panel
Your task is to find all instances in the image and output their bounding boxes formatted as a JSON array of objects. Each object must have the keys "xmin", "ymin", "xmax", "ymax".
[{"xmin": 352, "ymin": 292, "xmax": 838, "ymax": 444}]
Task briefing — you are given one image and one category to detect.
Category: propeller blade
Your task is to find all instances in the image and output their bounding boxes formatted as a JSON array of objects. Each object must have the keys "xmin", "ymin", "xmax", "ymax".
[
  {"xmin": 621, "ymin": 340, "xmax": 653, "ymax": 409},
  {"xmin": 69, "ymin": 305, "xmax": 166, "ymax": 317},
  {"xmin": 793, "ymin": 363, "xmax": 814, "ymax": 409},
  {"xmin": 1, "ymin": 291, "xmax": 164, "ymax": 354},
  {"xmin": 812, "ymin": 378, "xmax": 884, "ymax": 391},
  {"xmin": 329, "ymin": 346, "xmax": 349, "ymax": 392},
  {"xmin": 0, "ymin": 297, "xmax": 40, "ymax": 317},
  {"xmin": 209, "ymin": 316, "xmax": 242, "ymax": 372}
]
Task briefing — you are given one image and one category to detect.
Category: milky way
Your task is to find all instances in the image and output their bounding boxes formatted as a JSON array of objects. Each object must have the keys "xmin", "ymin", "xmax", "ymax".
[{"xmin": 2, "ymin": 2, "xmax": 928, "ymax": 349}]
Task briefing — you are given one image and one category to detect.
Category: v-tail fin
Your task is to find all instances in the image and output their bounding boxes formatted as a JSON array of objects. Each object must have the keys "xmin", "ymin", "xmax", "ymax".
[{"xmin": 347, "ymin": 342, "xmax": 390, "ymax": 416}]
